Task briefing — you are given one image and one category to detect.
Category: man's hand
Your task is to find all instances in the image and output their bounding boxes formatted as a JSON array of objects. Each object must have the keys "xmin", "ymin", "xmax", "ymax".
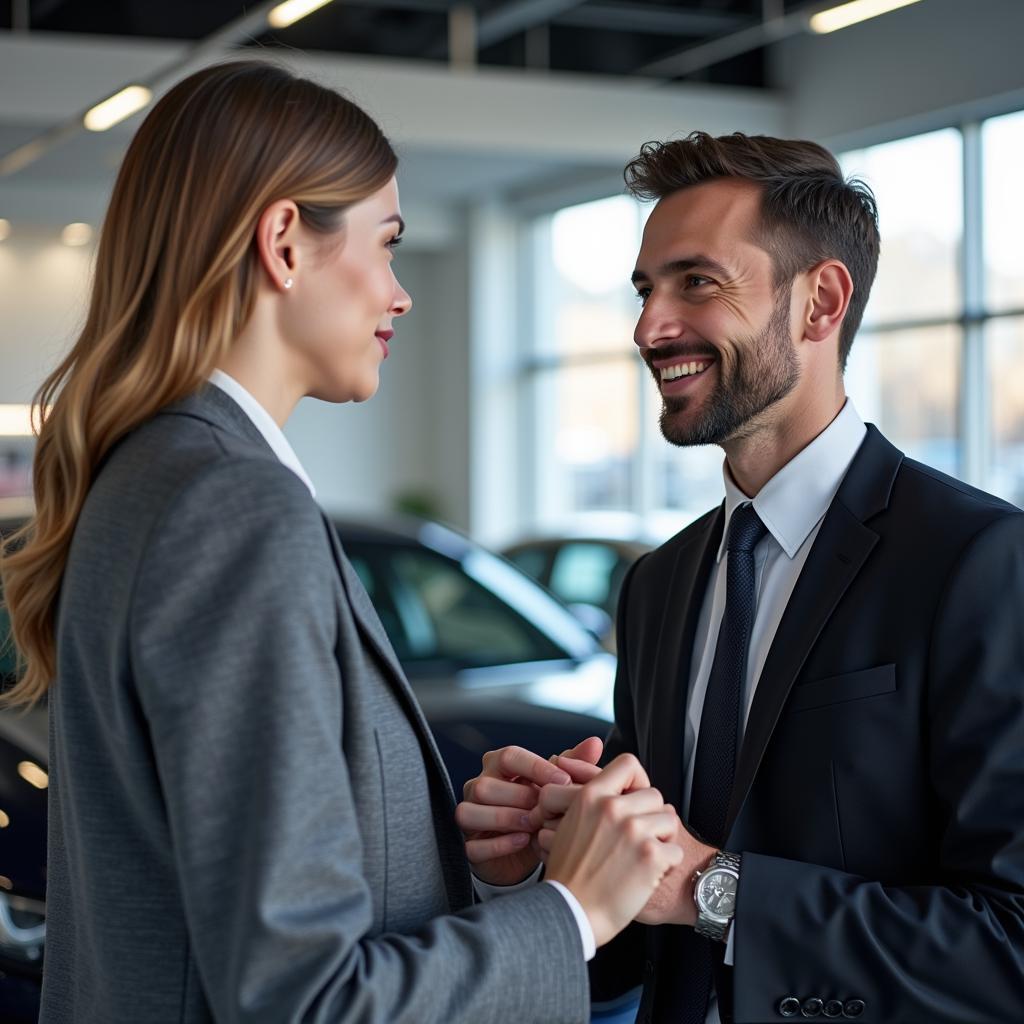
[
  {"xmin": 635, "ymin": 817, "xmax": 716, "ymax": 927},
  {"xmin": 456, "ymin": 738, "xmax": 603, "ymax": 886},
  {"xmin": 544, "ymin": 753, "xmax": 684, "ymax": 946}
]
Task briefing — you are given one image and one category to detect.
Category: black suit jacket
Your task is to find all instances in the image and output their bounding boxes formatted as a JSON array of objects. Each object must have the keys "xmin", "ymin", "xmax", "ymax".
[{"xmin": 594, "ymin": 425, "xmax": 1024, "ymax": 1023}]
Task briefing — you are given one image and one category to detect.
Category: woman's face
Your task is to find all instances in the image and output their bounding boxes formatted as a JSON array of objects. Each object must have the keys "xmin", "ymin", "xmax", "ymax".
[{"xmin": 284, "ymin": 176, "xmax": 411, "ymax": 403}]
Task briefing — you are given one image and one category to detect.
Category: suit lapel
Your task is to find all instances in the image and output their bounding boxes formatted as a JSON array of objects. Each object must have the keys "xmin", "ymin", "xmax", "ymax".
[
  {"xmin": 321, "ymin": 517, "xmax": 473, "ymax": 908},
  {"xmin": 321, "ymin": 518, "xmax": 456, "ymax": 795},
  {"xmin": 724, "ymin": 425, "xmax": 903, "ymax": 836},
  {"xmin": 651, "ymin": 508, "xmax": 723, "ymax": 813}
]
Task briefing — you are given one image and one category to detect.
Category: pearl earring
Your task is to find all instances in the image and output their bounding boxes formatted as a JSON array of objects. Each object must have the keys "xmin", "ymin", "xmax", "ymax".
[{"xmin": 284, "ymin": 277, "xmax": 293, "ymax": 289}]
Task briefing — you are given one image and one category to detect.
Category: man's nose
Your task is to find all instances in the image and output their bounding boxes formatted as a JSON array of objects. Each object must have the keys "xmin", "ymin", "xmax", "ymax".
[{"xmin": 634, "ymin": 296, "xmax": 684, "ymax": 352}]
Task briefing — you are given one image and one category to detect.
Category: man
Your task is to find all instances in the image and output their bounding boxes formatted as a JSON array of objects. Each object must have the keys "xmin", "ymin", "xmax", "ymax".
[{"xmin": 459, "ymin": 132, "xmax": 1024, "ymax": 1022}]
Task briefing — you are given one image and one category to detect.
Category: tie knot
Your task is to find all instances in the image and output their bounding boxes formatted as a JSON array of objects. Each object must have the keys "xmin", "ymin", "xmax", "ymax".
[{"xmin": 726, "ymin": 503, "xmax": 767, "ymax": 554}]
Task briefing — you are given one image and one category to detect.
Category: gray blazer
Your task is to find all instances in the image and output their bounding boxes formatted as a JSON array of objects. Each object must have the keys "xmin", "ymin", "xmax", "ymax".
[{"xmin": 40, "ymin": 386, "xmax": 588, "ymax": 1023}]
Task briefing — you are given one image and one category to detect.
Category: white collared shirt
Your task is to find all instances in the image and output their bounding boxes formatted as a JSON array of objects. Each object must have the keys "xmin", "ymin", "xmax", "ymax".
[
  {"xmin": 687, "ymin": 399, "xmax": 867, "ymax": 1023},
  {"xmin": 208, "ymin": 369, "xmax": 316, "ymax": 499}
]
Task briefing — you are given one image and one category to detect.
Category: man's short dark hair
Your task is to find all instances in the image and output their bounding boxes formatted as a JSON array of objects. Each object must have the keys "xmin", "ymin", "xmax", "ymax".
[{"xmin": 624, "ymin": 132, "xmax": 880, "ymax": 369}]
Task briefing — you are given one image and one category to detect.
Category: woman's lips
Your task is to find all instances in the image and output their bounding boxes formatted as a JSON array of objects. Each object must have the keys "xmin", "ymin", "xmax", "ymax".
[{"xmin": 376, "ymin": 330, "xmax": 393, "ymax": 358}]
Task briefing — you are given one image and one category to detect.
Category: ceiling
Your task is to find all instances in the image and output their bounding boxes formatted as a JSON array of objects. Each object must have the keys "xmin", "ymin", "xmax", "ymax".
[{"xmin": 0, "ymin": 0, "xmax": 808, "ymax": 87}]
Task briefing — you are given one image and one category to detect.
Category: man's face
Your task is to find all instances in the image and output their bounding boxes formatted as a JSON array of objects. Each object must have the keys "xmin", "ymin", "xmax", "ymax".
[{"xmin": 632, "ymin": 178, "xmax": 800, "ymax": 447}]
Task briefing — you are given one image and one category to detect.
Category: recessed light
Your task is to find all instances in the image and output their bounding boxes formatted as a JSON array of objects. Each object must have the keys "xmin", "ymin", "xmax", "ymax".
[{"xmin": 61, "ymin": 222, "xmax": 93, "ymax": 247}]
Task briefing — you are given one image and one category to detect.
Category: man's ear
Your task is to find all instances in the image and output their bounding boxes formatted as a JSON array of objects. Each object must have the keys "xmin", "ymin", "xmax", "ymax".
[
  {"xmin": 254, "ymin": 200, "xmax": 301, "ymax": 292},
  {"xmin": 803, "ymin": 259, "xmax": 854, "ymax": 344}
]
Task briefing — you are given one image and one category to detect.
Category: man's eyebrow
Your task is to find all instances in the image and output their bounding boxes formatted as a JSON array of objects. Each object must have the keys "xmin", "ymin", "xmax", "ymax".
[
  {"xmin": 381, "ymin": 214, "xmax": 405, "ymax": 234},
  {"xmin": 631, "ymin": 255, "xmax": 731, "ymax": 285}
]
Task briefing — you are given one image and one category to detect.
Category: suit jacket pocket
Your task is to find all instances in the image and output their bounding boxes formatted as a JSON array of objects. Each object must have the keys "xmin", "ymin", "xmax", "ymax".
[{"xmin": 787, "ymin": 663, "xmax": 896, "ymax": 714}]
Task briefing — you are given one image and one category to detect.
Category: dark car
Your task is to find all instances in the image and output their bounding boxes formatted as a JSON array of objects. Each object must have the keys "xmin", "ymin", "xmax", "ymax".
[
  {"xmin": 502, "ymin": 534, "xmax": 655, "ymax": 650},
  {"xmin": 0, "ymin": 514, "xmax": 615, "ymax": 1020}
]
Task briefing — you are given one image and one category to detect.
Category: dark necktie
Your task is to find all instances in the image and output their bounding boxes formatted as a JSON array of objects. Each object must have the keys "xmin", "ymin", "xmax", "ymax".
[{"xmin": 679, "ymin": 502, "xmax": 767, "ymax": 1024}]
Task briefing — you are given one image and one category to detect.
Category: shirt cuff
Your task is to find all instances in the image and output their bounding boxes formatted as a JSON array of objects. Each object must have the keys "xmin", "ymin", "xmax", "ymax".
[
  {"xmin": 471, "ymin": 864, "xmax": 543, "ymax": 901},
  {"xmin": 545, "ymin": 880, "xmax": 597, "ymax": 961},
  {"xmin": 724, "ymin": 919, "xmax": 736, "ymax": 966}
]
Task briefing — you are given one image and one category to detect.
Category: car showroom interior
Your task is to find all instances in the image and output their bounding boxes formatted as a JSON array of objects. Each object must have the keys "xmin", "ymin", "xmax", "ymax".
[{"xmin": 1, "ymin": 1, "xmax": 1023, "ymax": 1022}]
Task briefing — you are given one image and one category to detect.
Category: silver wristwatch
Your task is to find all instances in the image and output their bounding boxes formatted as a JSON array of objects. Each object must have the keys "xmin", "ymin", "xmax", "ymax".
[{"xmin": 693, "ymin": 850, "xmax": 741, "ymax": 943}]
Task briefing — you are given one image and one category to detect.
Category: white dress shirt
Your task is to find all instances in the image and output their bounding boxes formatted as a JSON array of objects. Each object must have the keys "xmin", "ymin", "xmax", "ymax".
[
  {"xmin": 208, "ymin": 371, "xmax": 597, "ymax": 960},
  {"xmin": 687, "ymin": 400, "xmax": 866, "ymax": 1023}
]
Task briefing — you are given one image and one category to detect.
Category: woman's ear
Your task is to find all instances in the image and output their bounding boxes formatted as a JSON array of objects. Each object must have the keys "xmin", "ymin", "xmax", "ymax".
[
  {"xmin": 803, "ymin": 259, "xmax": 854, "ymax": 344},
  {"xmin": 254, "ymin": 200, "xmax": 301, "ymax": 292}
]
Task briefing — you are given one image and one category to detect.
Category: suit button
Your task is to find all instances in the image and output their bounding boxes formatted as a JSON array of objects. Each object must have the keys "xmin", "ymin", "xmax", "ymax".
[
  {"xmin": 802, "ymin": 998, "xmax": 824, "ymax": 1017},
  {"xmin": 843, "ymin": 999, "xmax": 866, "ymax": 1018},
  {"xmin": 823, "ymin": 1000, "xmax": 844, "ymax": 1018},
  {"xmin": 779, "ymin": 997, "xmax": 802, "ymax": 1017}
]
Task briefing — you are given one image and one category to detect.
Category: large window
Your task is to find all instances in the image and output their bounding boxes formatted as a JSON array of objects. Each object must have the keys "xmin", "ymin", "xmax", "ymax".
[
  {"xmin": 526, "ymin": 195, "xmax": 726, "ymax": 538},
  {"xmin": 841, "ymin": 129, "xmax": 963, "ymax": 477},
  {"xmin": 522, "ymin": 112, "xmax": 1024, "ymax": 535}
]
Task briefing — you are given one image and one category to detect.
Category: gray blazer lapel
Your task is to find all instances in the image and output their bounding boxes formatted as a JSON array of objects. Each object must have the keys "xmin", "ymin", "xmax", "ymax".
[
  {"xmin": 322, "ymin": 519, "xmax": 474, "ymax": 909},
  {"xmin": 320, "ymin": 517, "xmax": 459, "ymax": 809},
  {"xmin": 724, "ymin": 426, "xmax": 903, "ymax": 838}
]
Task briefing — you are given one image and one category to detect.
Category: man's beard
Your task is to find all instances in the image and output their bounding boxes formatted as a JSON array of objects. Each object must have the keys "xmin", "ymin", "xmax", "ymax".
[{"xmin": 654, "ymin": 286, "xmax": 800, "ymax": 448}]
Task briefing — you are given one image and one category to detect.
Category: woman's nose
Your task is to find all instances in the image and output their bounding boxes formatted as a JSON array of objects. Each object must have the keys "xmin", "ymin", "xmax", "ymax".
[{"xmin": 392, "ymin": 278, "xmax": 412, "ymax": 317}]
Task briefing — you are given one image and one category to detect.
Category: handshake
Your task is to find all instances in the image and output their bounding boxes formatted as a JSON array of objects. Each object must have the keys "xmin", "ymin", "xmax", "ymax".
[{"xmin": 456, "ymin": 738, "xmax": 718, "ymax": 947}]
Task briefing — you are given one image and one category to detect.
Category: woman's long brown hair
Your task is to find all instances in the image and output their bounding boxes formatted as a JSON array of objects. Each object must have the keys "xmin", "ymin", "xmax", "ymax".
[{"xmin": 0, "ymin": 60, "xmax": 397, "ymax": 706}]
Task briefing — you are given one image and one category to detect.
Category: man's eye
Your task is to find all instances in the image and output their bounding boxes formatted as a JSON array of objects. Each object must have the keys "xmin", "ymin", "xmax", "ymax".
[
  {"xmin": 635, "ymin": 288, "xmax": 651, "ymax": 305},
  {"xmin": 686, "ymin": 275, "xmax": 712, "ymax": 288}
]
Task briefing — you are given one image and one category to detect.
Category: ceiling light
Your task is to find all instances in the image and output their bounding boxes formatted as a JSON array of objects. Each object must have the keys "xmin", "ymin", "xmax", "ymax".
[
  {"xmin": 0, "ymin": 219, "xmax": 10, "ymax": 241},
  {"xmin": 61, "ymin": 222, "xmax": 93, "ymax": 247},
  {"xmin": 83, "ymin": 85, "xmax": 152, "ymax": 132},
  {"xmin": 809, "ymin": 0, "xmax": 925, "ymax": 33},
  {"xmin": 268, "ymin": 0, "xmax": 335, "ymax": 29}
]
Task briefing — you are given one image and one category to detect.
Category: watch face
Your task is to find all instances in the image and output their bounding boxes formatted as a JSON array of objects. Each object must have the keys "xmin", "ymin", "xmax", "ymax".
[{"xmin": 696, "ymin": 868, "xmax": 737, "ymax": 919}]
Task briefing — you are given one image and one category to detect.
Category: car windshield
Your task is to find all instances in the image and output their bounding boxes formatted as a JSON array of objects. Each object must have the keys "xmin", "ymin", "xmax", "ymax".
[{"xmin": 344, "ymin": 539, "xmax": 591, "ymax": 671}]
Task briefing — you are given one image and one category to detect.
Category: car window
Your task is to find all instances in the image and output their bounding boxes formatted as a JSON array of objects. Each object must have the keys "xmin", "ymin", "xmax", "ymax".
[
  {"xmin": 345, "ymin": 542, "xmax": 568, "ymax": 670},
  {"xmin": 549, "ymin": 542, "xmax": 620, "ymax": 608},
  {"xmin": 505, "ymin": 547, "xmax": 551, "ymax": 584}
]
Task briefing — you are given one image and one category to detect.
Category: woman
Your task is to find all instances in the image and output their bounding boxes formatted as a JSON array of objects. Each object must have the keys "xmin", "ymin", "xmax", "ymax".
[{"xmin": 0, "ymin": 61, "xmax": 681, "ymax": 1022}]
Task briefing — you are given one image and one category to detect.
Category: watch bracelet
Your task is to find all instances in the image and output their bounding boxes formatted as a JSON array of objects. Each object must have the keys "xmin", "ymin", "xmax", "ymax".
[{"xmin": 694, "ymin": 850, "xmax": 741, "ymax": 944}]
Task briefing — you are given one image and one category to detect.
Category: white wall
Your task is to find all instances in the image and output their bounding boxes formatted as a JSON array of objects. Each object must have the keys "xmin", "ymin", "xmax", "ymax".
[{"xmin": 0, "ymin": 236, "xmax": 92, "ymax": 403}]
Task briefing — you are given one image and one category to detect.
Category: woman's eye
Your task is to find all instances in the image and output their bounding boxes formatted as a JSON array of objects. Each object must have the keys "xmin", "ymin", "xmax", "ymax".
[{"xmin": 387, "ymin": 236, "xmax": 403, "ymax": 251}]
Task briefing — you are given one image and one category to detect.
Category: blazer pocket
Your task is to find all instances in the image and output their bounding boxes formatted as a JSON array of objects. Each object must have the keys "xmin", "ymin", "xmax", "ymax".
[{"xmin": 787, "ymin": 663, "xmax": 896, "ymax": 714}]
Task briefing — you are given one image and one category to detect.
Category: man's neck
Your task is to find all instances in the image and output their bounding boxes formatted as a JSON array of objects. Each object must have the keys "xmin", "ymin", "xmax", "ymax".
[{"xmin": 722, "ymin": 387, "xmax": 847, "ymax": 498}]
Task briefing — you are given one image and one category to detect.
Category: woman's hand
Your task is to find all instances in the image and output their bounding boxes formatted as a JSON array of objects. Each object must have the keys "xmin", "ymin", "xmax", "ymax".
[{"xmin": 543, "ymin": 753, "xmax": 685, "ymax": 946}]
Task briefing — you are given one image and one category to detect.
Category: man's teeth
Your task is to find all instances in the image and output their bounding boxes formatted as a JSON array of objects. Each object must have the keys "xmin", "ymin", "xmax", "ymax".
[{"xmin": 660, "ymin": 361, "xmax": 709, "ymax": 381}]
